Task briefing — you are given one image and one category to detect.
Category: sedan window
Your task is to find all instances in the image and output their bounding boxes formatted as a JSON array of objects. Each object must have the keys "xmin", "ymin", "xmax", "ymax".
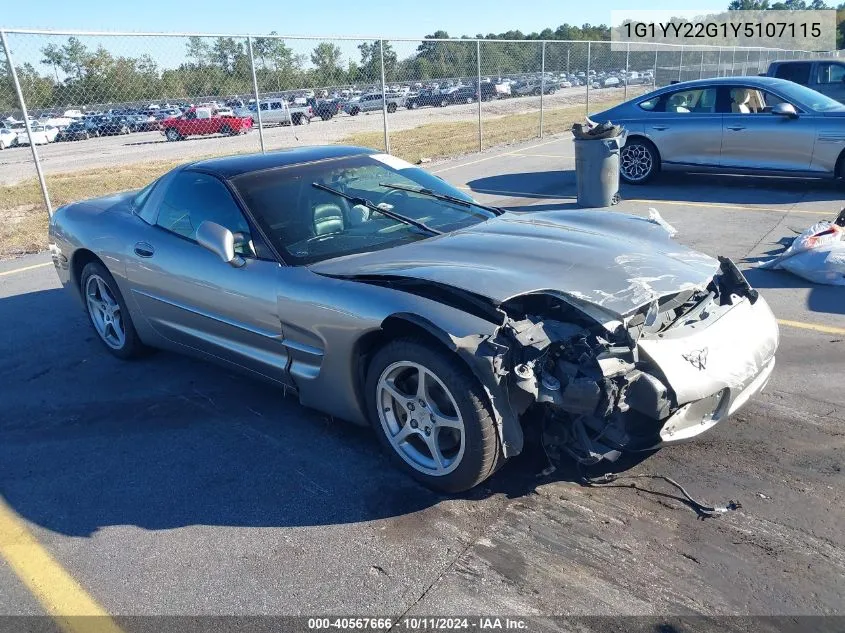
[
  {"xmin": 727, "ymin": 87, "xmax": 789, "ymax": 114},
  {"xmin": 638, "ymin": 88, "xmax": 716, "ymax": 113}
]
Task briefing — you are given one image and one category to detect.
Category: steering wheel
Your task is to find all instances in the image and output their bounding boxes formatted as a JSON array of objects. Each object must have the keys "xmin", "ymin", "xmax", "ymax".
[{"xmin": 373, "ymin": 188, "xmax": 411, "ymax": 208}]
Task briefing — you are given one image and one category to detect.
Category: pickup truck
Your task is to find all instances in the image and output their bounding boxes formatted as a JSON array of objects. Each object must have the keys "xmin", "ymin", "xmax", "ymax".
[
  {"xmin": 161, "ymin": 107, "xmax": 253, "ymax": 141},
  {"xmin": 344, "ymin": 93, "xmax": 404, "ymax": 115},
  {"xmin": 766, "ymin": 59, "xmax": 845, "ymax": 103},
  {"xmin": 235, "ymin": 99, "xmax": 312, "ymax": 126}
]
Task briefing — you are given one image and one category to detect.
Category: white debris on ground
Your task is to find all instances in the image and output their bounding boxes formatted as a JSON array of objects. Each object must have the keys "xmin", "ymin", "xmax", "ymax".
[
  {"xmin": 756, "ymin": 214, "xmax": 845, "ymax": 286},
  {"xmin": 647, "ymin": 208, "xmax": 678, "ymax": 238}
]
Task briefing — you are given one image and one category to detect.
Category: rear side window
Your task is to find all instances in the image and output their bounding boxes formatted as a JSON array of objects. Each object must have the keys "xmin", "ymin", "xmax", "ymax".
[
  {"xmin": 816, "ymin": 62, "xmax": 845, "ymax": 84},
  {"xmin": 773, "ymin": 62, "xmax": 811, "ymax": 85}
]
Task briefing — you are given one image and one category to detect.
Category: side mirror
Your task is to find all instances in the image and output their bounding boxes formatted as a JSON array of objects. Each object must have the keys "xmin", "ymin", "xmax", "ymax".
[
  {"xmin": 772, "ymin": 102, "xmax": 798, "ymax": 118},
  {"xmin": 196, "ymin": 220, "xmax": 245, "ymax": 267}
]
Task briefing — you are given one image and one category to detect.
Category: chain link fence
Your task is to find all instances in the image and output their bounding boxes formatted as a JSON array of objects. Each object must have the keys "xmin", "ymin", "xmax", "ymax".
[{"xmin": 0, "ymin": 28, "xmax": 838, "ymax": 251}]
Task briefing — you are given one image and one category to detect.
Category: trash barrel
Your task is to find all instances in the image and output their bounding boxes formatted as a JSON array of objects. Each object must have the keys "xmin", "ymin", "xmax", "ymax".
[{"xmin": 573, "ymin": 131, "xmax": 625, "ymax": 208}]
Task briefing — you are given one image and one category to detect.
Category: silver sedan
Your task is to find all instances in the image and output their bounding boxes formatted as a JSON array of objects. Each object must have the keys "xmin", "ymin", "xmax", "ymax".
[
  {"xmin": 49, "ymin": 146, "xmax": 778, "ymax": 492},
  {"xmin": 591, "ymin": 76, "xmax": 845, "ymax": 184}
]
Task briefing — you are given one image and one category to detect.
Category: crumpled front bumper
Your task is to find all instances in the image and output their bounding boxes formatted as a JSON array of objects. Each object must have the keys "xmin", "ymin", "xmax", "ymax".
[{"xmin": 637, "ymin": 294, "xmax": 779, "ymax": 446}]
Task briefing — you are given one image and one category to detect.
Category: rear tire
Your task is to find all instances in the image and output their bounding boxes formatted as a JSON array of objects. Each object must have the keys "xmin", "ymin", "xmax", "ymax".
[
  {"xmin": 387, "ymin": 102, "xmax": 397, "ymax": 113},
  {"xmin": 220, "ymin": 124, "xmax": 233, "ymax": 135},
  {"xmin": 165, "ymin": 128, "xmax": 180, "ymax": 142},
  {"xmin": 80, "ymin": 262, "xmax": 147, "ymax": 360},
  {"xmin": 366, "ymin": 338, "xmax": 503, "ymax": 493},
  {"xmin": 620, "ymin": 137, "xmax": 659, "ymax": 184},
  {"xmin": 349, "ymin": 107, "xmax": 360, "ymax": 116},
  {"xmin": 440, "ymin": 99, "xmax": 448, "ymax": 107}
]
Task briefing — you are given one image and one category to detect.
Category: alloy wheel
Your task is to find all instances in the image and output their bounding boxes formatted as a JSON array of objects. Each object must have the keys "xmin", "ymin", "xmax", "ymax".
[
  {"xmin": 620, "ymin": 143, "xmax": 654, "ymax": 182},
  {"xmin": 85, "ymin": 274, "xmax": 126, "ymax": 350},
  {"xmin": 376, "ymin": 361, "xmax": 465, "ymax": 476}
]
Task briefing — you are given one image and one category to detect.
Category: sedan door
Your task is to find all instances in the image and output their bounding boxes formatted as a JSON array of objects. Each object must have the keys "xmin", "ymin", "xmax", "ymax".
[
  {"xmin": 124, "ymin": 169, "xmax": 293, "ymax": 385},
  {"xmin": 637, "ymin": 86, "xmax": 723, "ymax": 168},
  {"xmin": 719, "ymin": 85, "xmax": 817, "ymax": 172}
]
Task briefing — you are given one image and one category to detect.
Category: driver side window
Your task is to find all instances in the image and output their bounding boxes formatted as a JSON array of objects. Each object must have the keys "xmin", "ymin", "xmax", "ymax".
[{"xmin": 156, "ymin": 171, "xmax": 254, "ymax": 255}]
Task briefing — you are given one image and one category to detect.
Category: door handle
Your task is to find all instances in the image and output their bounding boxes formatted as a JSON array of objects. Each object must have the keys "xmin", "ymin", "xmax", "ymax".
[
  {"xmin": 134, "ymin": 242, "xmax": 155, "ymax": 258},
  {"xmin": 726, "ymin": 125, "xmax": 746, "ymax": 131},
  {"xmin": 651, "ymin": 125, "xmax": 669, "ymax": 131}
]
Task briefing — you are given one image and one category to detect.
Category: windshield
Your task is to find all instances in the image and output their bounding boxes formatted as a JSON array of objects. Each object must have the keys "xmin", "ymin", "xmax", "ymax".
[
  {"xmin": 231, "ymin": 153, "xmax": 491, "ymax": 265},
  {"xmin": 775, "ymin": 81, "xmax": 845, "ymax": 112}
]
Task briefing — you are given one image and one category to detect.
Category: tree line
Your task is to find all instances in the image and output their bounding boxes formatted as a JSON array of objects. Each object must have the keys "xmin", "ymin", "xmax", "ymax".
[
  {"xmin": 0, "ymin": 24, "xmax": 612, "ymax": 113},
  {"xmin": 1, "ymin": 4, "xmax": 844, "ymax": 114}
]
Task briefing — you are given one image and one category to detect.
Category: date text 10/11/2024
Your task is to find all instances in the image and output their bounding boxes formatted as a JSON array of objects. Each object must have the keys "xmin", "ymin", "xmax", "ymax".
[{"xmin": 307, "ymin": 618, "xmax": 529, "ymax": 630}]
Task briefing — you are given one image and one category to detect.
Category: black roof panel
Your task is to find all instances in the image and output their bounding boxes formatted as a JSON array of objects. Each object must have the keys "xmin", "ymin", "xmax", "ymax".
[{"xmin": 188, "ymin": 145, "xmax": 377, "ymax": 178}]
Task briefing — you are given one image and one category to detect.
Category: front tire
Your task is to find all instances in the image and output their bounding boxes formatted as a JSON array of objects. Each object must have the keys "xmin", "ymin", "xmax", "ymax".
[
  {"xmin": 366, "ymin": 338, "xmax": 502, "ymax": 493},
  {"xmin": 387, "ymin": 102, "xmax": 397, "ymax": 113},
  {"xmin": 620, "ymin": 138, "xmax": 659, "ymax": 184},
  {"xmin": 80, "ymin": 262, "xmax": 146, "ymax": 360},
  {"xmin": 165, "ymin": 127, "xmax": 180, "ymax": 142}
]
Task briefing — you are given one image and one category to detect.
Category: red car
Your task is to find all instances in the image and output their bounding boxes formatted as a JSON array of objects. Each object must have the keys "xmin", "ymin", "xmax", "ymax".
[{"xmin": 161, "ymin": 107, "xmax": 253, "ymax": 141}]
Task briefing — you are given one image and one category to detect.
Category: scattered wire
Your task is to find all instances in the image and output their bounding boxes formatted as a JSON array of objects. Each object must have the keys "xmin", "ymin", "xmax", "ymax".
[{"xmin": 579, "ymin": 470, "xmax": 742, "ymax": 519}]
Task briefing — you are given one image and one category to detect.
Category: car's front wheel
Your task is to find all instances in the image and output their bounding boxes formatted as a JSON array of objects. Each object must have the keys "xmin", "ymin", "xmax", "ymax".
[
  {"xmin": 164, "ymin": 127, "xmax": 180, "ymax": 142},
  {"xmin": 366, "ymin": 338, "xmax": 502, "ymax": 493},
  {"xmin": 620, "ymin": 138, "xmax": 659, "ymax": 184},
  {"xmin": 81, "ymin": 262, "xmax": 146, "ymax": 360}
]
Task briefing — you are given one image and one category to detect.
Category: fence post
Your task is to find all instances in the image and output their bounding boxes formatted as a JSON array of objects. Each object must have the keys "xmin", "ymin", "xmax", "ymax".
[
  {"xmin": 379, "ymin": 39, "xmax": 389, "ymax": 154},
  {"xmin": 624, "ymin": 42, "xmax": 630, "ymax": 100},
  {"xmin": 477, "ymin": 39, "xmax": 482, "ymax": 152},
  {"xmin": 0, "ymin": 30, "xmax": 52, "ymax": 217},
  {"xmin": 653, "ymin": 47, "xmax": 658, "ymax": 86},
  {"xmin": 585, "ymin": 41, "xmax": 591, "ymax": 115},
  {"xmin": 743, "ymin": 48, "xmax": 749, "ymax": 74},
  {"xmin": 678, "ymin": 45, "xmax": 684, "ymax": 82},
  {"xmin": 699, "ymin": 49, "xmax": 704, "ymax": 79},
  {"xmin": 246, "ymin": 36, "xmax": 265, "ymax": 155},
  {"xmin": 717, "ymin": 46, "xmax": 722, "ymax": 77},
  {"xmin": 731, "ymin": 47, "xmax": 736, "ymax": 75},
  {"xmin": 539, "ymin": 41, "xmax": 545, "ymax": 138}
]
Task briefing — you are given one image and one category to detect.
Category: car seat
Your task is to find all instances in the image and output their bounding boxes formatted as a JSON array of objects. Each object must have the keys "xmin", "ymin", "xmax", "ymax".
[
  {"xmin": 312, "ymin": 203, "xmax": 344, "ymax": 236},
  {"xmin": 667, "ymin": 93, "xmax": 690, "ymax": 113},
  {"xmin": 731, "ymin": 89, "xmax": 751, "ymax": 113}
]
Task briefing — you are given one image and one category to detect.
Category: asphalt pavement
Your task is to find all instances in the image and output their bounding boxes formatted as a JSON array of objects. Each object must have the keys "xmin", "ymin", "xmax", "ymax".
[{"xmin": 0, "ymin": 137, "xmax": 843, "ymax": 630}]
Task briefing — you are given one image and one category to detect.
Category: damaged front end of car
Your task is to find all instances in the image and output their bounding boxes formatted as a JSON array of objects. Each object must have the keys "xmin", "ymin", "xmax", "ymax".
[{"xmin": 449, "ymin": 257, "xmax": 779, "ymax": 465}]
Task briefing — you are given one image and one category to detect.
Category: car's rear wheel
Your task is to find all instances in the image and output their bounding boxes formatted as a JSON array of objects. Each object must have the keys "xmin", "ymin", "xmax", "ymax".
[
  {"xmin": 349, "ymin": 107, "xmax": 360, "ymax": 116},
  {"xmin": 440, "ymin": 99, "xmax": 448, "ymax": 107},
  {"xmin": 81, "ymin": 262, "xmax": 146, "ymax": 360},
  {"xmin": 409, "ymin": 101, "xmax": 418, "ymax": 109},
  {"xmin": 620, "ymin": 138, "xmax": 659, "ymax": 184},
  {"xmin": 366, "ymin": 338, "xmax": 502, "ymax": 493},
  {"xmin": 387, "ymin": 102, "xmax": 397, "ymax": 113},
  {"xmin": 165, "ymin": 127, "xmax": 180, "ymax": 142},
  {"xmin": 220, "ymin": 124, "xmax": 233, "ymax": 135}
]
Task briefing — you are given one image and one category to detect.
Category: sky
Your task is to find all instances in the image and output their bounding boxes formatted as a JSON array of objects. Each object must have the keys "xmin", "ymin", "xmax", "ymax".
[{"xmin": 2, "ymin": 0, "xmax": 729, "ymax": 38}]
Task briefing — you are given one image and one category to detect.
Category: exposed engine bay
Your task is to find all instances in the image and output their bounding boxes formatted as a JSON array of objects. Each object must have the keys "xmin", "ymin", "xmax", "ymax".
[{"xmin": 458, "ymin": 257, "xmax": 768, "ymax": 465}]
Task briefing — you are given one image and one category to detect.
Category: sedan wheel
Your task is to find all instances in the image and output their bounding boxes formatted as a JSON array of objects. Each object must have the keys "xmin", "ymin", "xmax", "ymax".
[
  {"xmin": 81, "ymin": 262, "xmax": 146, "ymax": 359},
  {"xmin": 620, "ymin": 140, "xmax": 658, "ymax": 184},
  {"xmin": 367, "ymin": 338, "xmax": 502, "ymax": 492}
]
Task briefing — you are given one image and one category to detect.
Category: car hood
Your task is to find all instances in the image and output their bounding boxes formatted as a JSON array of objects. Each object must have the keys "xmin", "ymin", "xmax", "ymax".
[{"xmin": 310, "ymin": 210, "xmax": 719, "ymax": 318}]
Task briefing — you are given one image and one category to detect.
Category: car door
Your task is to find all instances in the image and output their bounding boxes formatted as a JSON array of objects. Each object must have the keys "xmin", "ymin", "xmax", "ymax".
[
  {"xmin": 719, "ymin": 84, "xmax": 817, "ymax": 172},
  {"xmin": 124, "ymin": 169, "xmax": 292, "ymax": 385},
  {"xmin": 638, "ymin": 86, "xmax": 723, "ymax": 168},
  {"xmin": 812, "ymin": 62, "xmax": 845, "ymax": 104}
]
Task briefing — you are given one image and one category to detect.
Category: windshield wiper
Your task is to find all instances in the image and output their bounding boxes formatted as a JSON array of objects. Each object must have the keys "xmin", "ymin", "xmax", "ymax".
[
  {"xmin": 379, "ymin": 182, "xmax": 504, "ymax": 215},
  {"xmin": 311, "ymin": 182, "xmax": 442, "ymax": 236}
]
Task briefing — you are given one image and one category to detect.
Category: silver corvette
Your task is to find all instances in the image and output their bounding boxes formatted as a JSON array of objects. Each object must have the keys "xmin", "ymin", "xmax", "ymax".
[
  {"xmin": 591, "ymin": 76, "xmax": 845, "ymax": 184},
  {"xmin": 49, "ymin": 146, "xmax": 779, "ymax": 492}
]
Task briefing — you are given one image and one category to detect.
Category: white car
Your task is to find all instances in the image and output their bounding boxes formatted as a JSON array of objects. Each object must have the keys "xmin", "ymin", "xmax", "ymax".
[
  {"xmin": 15, "ymin": 124, "xmax": 57, "ymax": 145},
  {"xmin": 0, "ymin": 127, "xmax": 18, "ymax": 149}
]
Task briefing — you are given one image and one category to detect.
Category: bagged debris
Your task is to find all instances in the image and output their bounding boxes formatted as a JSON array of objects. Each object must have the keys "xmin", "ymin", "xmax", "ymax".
[
  {"xmin": 756, "ymin": 210, "xmax": 845, "ymax": 286},
  {"xmin": 571, "ymin": 116, "xmax": 623, "ymax": 140}
]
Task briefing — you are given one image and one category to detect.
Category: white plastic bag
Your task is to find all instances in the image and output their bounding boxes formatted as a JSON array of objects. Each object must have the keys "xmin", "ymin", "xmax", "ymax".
[
  {"xmin": 647, "ymin": 208, "xmax": 678, "ymax": 238},
  {"xmin": 757, "ymin": 221, "xmax": 845, "ymax": 286}
]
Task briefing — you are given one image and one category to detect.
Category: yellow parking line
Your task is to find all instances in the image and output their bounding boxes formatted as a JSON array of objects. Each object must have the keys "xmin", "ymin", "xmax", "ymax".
[
  {"xmin": 0, "ymin": 261, "xmax": 53, "ymax": 277},
  {"xmin": 0, "ymin": 497, "xmax": 125, "ymax": 633},
  {"xmin": 431, "ymin": 138, "xmax": 565, "ymax": 174},
  {"xmin": 626, "ymin": 199, "xmax": 831, "ymax": 216},
  {"xmin": 778, "ymin": 319, "xmax": 845, "ymax": 336}
]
